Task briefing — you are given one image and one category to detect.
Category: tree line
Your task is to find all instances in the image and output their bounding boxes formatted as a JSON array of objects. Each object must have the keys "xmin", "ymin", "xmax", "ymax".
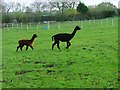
[{"xmin": 1, "ymin": 0, "xmax": 119, "ymax": 23}]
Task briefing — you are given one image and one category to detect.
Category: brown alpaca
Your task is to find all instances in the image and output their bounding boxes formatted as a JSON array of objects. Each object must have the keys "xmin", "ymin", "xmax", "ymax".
[{"xmin": 16, "ymin": 34, "xmax": 37, "ymax": 52}]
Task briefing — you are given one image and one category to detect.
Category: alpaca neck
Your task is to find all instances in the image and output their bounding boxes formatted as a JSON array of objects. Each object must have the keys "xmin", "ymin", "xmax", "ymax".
[
  {"xmin": 71, "ymin": 29, "xmax": 77, "ymax": 38},
  {"xmin": 30, "ymin": 36, "xmax": 35, "ymax": 43}
]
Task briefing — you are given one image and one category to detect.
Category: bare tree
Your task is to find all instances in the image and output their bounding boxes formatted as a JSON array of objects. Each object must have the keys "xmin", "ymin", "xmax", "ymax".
[
  {"xmin": 0, "ymin": 0, "xmax": 15, "ymax": 13},
  {"xmin": 65, "ymin": 1, "xmax": 78, "ymax": 9},
  {"xmin": 0, "ymin": 0, "xmax": 6, "ymax": 13},
  {"xmin": 25, "ymin": 6, "xmax": 32, "ymax": 13},
  {"xmin": 2, "ymin": 2, "xmax": 25, "ymax": 13},
  {"xmin": 49, "ymin": 1, "xmax": 78, "ymax": 13},
  {"xmin": 49, "ymin": 2, "xmax": 68, "ymax": 14},
  {"xmin": 13, "ymin": 2, "xmax": 25, "ymax": 12},
  {"xmin": 5, "ymin": 2, "xmax": 15, "ymax": 13},
  {"xmin": 30, "ymin": 1, "xmax": 43, "ymax": 12},
  {"xmin": 41, "ymin": 2, "xmax": 48, "ymax": 12}
]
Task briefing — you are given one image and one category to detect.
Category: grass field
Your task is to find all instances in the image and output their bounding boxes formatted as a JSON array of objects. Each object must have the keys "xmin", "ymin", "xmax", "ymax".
[{"xmin": 2, "ymin": 17, "xmax": 118, "ymax": 88}]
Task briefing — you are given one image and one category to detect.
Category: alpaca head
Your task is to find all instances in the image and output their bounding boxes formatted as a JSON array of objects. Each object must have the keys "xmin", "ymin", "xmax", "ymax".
[
  {"xmin": 75, "ymin": 26, "xmax": 81, "ymax": 30},
  {"xmin": 33, "ymin": 34, "xmax": 38, "ymax": 38}
]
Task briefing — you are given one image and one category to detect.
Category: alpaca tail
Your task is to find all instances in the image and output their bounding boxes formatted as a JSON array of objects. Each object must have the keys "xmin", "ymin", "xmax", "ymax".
[{"xmin": 52, "ymin": 36, "xmax": 54, "ymax": 41}]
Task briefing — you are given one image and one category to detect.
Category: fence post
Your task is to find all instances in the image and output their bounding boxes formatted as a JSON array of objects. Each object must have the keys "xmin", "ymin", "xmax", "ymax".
[
  {"xmin": 39, "ymin": 22, "xmax": 40, "ymax": 29},
  {"xmin": 58, "ymin": 22, "xmax": 60, "ymax": 30},
  {"xmin": 112, "ymin": 19, "xmax": 114, "ymax": 26},
  {"xmin": 101, "ymin": 19, "xmax": 102, "ymax": 27},
  {"xmin": 37, "ymin": 24, "xmax": 38, "ymax": 30},
  {"xmin": 78, "ymin": 21, "xmax": 80, "ymax": 26},
  {"xmin": 48, "ymin": 22, "xmax": 50, "ymax": 30},
  {"xmin": 21, "ymin": 23, "xmax": 22, "ymax": 29},
  {"xmin": 17, "ymin": 24, "xmax": 19, "ymax": 31},
  {"xmin": 94, "ymin": 20, "xmax": 96, "ymax": 25},
  {"xmin": 7, "ymin": 24, "xmax": 9, "ymax": 31},
  {"xmin": 89, "ymin": 20, "xmax": 91, "ymax": 27},
  {"xmin": 12, "ymin": 23, "xmax": 14, "ymax": 28},
  {"xmin": 106, "ymin": 18, "xmax": 108, "ymax": 26},
  {"xmin": 27, "ymin": 24, "xmax": 29, "ymax": 31},
  {"xmin": 29, "ymin": 23, "xmax": 31, "ymax": 29}
]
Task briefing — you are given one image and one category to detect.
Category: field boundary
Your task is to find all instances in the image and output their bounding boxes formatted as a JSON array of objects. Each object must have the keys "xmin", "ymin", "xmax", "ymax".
[{"xmin": 2, "ymin": 18, "xmax": 118, "ymax": 31}]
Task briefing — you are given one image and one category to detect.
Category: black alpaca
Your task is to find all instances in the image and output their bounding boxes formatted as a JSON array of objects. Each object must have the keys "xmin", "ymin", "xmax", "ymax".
[
  {"xmin": 16, "ymin": 34, "xmax": 37, "ymax": 52},
  {"xmin": 52, "ymin": 26, "xmax": 81, "ymax": 49}
]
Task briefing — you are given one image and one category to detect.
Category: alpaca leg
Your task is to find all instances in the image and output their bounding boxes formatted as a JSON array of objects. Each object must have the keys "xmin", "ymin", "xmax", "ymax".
[
  {"xmin": 20, "ymin": 45, "xmax": 24, "ymax": 51},
  {"xmin": 16, "ymin": 46, "xmax": 20, "ymax": 52},
  {"xmin": 52, "ymin": 41, "xmax": 57, "ymax": 49},
  {"xmin": 30, "ymin": 45, "xmax": 33, "ymax": 50},
  {"xmin": 66, "ymin": 41, "xmax": 71, "ymax": 49},
  {"xmin": 57, "ymin": 41, "xmax": 60, "ymax": 49},
  {"xmin": 26, "ymin": 45, "xmax": 28, "ymax": 50}
]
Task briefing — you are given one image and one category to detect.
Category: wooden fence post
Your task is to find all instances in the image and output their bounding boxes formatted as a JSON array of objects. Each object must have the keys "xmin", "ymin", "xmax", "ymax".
[
  {"xmin": 7, "ymin": 24, "xmax": 9, "ymax": 31},
  {"xmin": 48, "ymin": 22, "xmax": 50, "ymax": 30},
  {"xmin": 112, "ymin": 19, "xmax": 114, "ymax": 26},
  {"xmin": 58, "ymin": 22, "xmax": 60, "ymax": 30},
  {"xmin": 39, "ymin": 22, "xmax": 40, "ymax": 29},
  {"xmin": 101, "ymin": 19, "xmax": 102, "ymax": 27},
  {"xmin": 17, "ymin": 24, "xmax": 19, "ymax": 31},
  {"xmin": 106, "ymin": 18, "xmax": 108, "ymax": 26},
  {"xmin": 27, "ymin": 24, "xmax": 29, "ymax": 31},
  {"xmin": 89, "ymin": 20, "xmax": 91, "ymax": 27},
  {"xmin": 12, "ymin": 23, "xmax": 14, "ymax": 28},
  {"xmin": 29, "ymin": 23, "xmax": 31, "ymax": 29},
  {"xmin": 37, "ymin": 24, "xmax": 38, "ymax": 30},
  {"xmin": 21, "ymin": 23, "xmax": 22, "ymax": 29}
]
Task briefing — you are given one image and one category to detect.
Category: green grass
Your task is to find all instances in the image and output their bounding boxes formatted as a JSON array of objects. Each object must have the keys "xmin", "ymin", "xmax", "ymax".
[{"xmin": 2, "ymin": 18, "xmax": 118, "ymax": 88}]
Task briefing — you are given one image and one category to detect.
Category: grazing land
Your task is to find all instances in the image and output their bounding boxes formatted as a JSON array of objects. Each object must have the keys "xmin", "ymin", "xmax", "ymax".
[{"xmin": 2, "ymin": 17, "xmax": 118, "ymax": 88}]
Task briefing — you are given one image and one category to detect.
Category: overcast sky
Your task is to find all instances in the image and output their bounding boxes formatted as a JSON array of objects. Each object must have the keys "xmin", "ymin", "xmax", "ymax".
[{"xmin": 4, "ymin": 0, "xmax": 120, "ymax": 7}]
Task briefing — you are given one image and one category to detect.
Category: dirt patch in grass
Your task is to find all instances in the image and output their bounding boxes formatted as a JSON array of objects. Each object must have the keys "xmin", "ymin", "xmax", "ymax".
[
  {"xmin": 43, "ymin": 64, "xmax": 55, "ymax": 68},
  {"xmin": 15, "ymin": 69, "xmax": 42, "ymax": 75},
  {"xmin": 15, "ymin": 70, "xmax": 34, "ymax": 75},
  {"xmin": 34, "ymin": 61, "xmax": 46, "ymax": 64},
  {"xmin": 0, "ymin": 80, "xmax": 7, "ymax": 83},
  {"xmin": 82, "ymin": 47, "xmax": 87, "ymax": 50},
  {"xmin": 46, "ymin": 70, "xmax": 55, "ymax": 74}
]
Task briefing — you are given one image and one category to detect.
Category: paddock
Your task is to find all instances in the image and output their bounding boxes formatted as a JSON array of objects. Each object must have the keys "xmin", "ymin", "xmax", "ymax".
[{"xmin": 1, "ymin": 17, "xmax": 118, "ymax": 88}]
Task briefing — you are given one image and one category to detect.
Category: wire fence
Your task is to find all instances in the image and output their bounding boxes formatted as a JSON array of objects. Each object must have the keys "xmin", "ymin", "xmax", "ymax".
[{"xmin": 2, "ymin": 18, "xmax": 118, "ymax": 31}]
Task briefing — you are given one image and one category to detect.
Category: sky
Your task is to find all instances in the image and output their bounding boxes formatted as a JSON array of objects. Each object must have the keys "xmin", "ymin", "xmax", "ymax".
[{"xmin": 4, "ymin": 0, "xmax": 120, "ymax": 7}]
